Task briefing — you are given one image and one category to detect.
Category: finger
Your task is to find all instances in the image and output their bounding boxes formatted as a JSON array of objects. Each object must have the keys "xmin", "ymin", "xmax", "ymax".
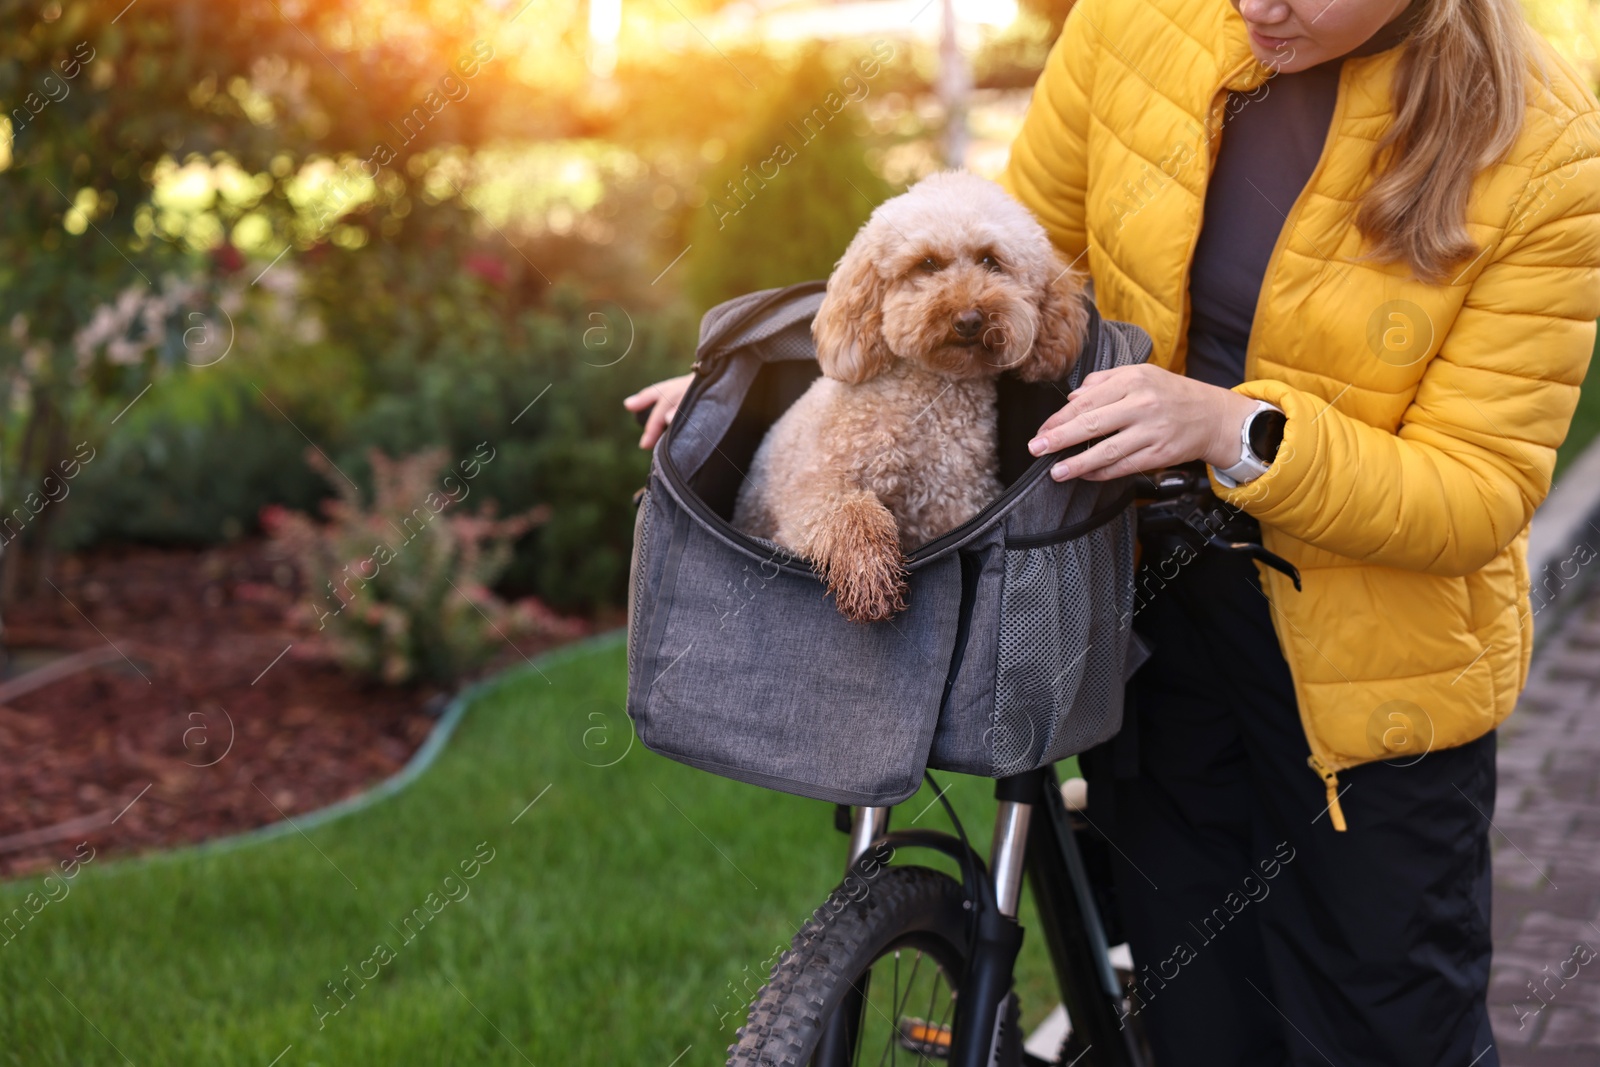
[
  {"xmin": 1036, "ymin": 396, "xmax": 1088, "ymax": 436},
  {"xmin": 1049, "ymin": 429, "xmax": 1158, "ymax": 482},
  {"xmin": 623, "ymin": 384, "xmax": 659, "ymax": 411},
  {"xmin": 640, "ymin": 399, "xmax": 673, "ymax": 449},
  {"xmin": 1031, "ymin": 397, "xmax": 1144, "ymax": 456},
  {"xmin": 1076, "ymin": 442, "xmax": 1168, "ymax": 482},
  {"xmin": 1034, "ymin": 370, "xmax": 1136, "ymax": 437},
  {"xmin": 1065, "ymin": 365, "xmax": 1142, "ymax": 403}
]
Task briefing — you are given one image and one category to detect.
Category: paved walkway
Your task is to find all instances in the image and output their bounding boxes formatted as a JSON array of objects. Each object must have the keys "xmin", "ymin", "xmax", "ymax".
[{"xmin": 1490, "ymin": 578, "xmax": 1600, "ymax": 1064}]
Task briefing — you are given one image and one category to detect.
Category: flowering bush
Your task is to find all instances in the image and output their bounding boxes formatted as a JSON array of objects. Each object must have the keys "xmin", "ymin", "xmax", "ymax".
[{"xmin": 262, "ymin": 447, "xmax": 581, "ymax": 686}]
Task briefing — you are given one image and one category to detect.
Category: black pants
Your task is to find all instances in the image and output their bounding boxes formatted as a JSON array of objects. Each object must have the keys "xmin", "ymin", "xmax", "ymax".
[{"xmin": 1081, "ymin": 547, "xmax": 1498, "ymax": 1066}]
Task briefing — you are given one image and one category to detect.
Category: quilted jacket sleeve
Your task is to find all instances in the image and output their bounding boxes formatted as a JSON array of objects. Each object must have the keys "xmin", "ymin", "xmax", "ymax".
[
  {"xmin": 1211, "ymin": 115, "xmax": 1600, "ymax": 576},
  {"xmin": 997, "ymin": 0, "xmax": 1101, "ymax": 261}
]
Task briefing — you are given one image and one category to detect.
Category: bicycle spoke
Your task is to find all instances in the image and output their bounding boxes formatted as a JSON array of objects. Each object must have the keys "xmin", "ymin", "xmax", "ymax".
[
  {"xmin": 894, "ymin": 949, "xmax": 924, "ymax": 1025},
  {"xmin": 876, "ymin": 953, "xmax": 902, "ymax": 1067},
  {"xmin": 933, "ymin": 979, "xmax": 956, "ymax": 1032},
  {"xmin": 915, "ymin": 963, "xmax": 954, "ymax": 1063},
  {"xmin": 811, "ymin": 939, "xmax": 960, "ymax": 1067}
]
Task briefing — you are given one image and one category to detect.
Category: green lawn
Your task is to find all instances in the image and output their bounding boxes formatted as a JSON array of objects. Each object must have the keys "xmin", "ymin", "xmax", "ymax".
[
  {"xmin": 8, "ymin": 340, "xmax": 1595, "ymax": 1066},
  {"xmin": 0, "ymin": 635, "xmax": 1063, "ymax": 1065}
]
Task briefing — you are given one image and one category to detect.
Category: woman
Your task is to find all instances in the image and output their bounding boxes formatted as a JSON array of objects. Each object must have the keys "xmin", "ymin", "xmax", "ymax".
[{"xmin": 627, "ymin": 0, "xmax": 1600, "ymax": 1060}]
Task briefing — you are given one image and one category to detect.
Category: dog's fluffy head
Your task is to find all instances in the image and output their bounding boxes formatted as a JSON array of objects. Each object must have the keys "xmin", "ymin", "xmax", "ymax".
[{"xmin": 812, "ymin": 171, "xmax": 1089, "ymax": 385}]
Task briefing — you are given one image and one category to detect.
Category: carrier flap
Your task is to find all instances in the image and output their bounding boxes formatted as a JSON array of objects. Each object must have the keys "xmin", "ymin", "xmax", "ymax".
[
  {"xmin": 627, "ymin": 477, "xmax": 964, "ymax": 806},
  {"xmin": 693, "ymin": 281, "xmax": 826, "ymax": 367}
]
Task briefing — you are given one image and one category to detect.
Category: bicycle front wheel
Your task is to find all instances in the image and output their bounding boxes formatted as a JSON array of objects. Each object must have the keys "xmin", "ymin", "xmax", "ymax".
[{"xmin": 727, "ymin": 864, "xmax": 982, "ymax": 1067}]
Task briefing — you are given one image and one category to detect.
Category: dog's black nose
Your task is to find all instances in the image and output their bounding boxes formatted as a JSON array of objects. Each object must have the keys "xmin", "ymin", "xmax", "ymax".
[{"xmin": 953, "ymin": 309, "xmax": 984, "ymax": 339}]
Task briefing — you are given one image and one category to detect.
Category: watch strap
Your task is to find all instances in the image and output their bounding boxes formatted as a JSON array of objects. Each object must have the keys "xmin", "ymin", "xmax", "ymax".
[{"xmin": 1213, "ymin": 400, "xmax": 1283, "ymax": 488}]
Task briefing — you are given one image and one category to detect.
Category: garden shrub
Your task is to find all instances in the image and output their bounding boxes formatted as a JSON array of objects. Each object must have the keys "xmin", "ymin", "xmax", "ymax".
[
  {"xmin": 52, "ymin": 338, "xmax": 361, "ymax": 549},
  {"xmin": 262, "ymin": 447, "xmax": 581, "ymax": 686},
  {"xmin": 321, "ymin": 277, "xmax": 692, "ymax": 611},
  {"xmin": 53, "ymin": 264, "xmax": 693, "ymax": 614}
]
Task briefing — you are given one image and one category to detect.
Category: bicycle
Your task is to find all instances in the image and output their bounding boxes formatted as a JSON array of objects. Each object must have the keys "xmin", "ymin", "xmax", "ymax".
[
  {"xmin": 631, "ymin": 383, "xmax": 1296, "ymax": 1066},
  {"xmin": 723, "ymin": 764, "xmax": 1148, "ymax": 1067},
  {"xmin": 718, "ymin": 464, "xmax": 1304, "ymax": 1067}
]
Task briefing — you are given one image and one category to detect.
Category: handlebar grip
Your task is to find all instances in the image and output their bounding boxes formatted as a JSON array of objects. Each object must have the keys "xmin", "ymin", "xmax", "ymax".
[{"xmin": 632, "ymin": 402, "xmax": 653, "ymax": 428}]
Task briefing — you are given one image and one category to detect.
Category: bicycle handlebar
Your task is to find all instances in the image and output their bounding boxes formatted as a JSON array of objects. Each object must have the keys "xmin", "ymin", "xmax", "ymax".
[{"xmin": 1132, "ymin": 464, "xmax": 1213, "ymax": 501}]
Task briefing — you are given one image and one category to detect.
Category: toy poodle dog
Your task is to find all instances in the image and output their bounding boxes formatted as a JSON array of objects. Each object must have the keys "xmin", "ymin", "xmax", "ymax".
[{"xmin": 731, "ymin": 170, "xmax": 1090, "ymax": 623}]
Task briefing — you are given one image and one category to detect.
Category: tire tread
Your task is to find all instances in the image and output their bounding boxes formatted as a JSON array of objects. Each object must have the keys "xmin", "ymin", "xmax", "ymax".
[{"xmin": 726, "ymin": 865, "xmax": 969, "ymax": 1067}]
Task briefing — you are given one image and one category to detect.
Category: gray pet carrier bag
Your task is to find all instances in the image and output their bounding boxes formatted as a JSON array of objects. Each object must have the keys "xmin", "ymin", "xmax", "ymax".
[{"xmin": 626, "ymin": 281, "xmax": 1153, "ymax": 806}]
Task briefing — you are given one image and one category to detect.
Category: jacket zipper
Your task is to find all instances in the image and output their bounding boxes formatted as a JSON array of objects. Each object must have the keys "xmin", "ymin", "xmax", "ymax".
[
  {"xmin": 1241, "ymin": 62, "xmax": 1354, "ymax": 830},
  {"xmin": 1171, "ymin": 57, "xmax": 1256, "ymax": 378},
  {"xmin": 1307, "ymin": 755, "xmax": 1348, "ymax": 832}
]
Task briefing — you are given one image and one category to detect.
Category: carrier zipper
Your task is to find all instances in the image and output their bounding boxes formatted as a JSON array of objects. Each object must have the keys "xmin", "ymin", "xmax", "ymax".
[
  {"xmin": 903, "ymin": 450, "xmax": 1082, "ymax": 563},
  {"xmin": 656, "ymin": 292, "xmax": 1120, "ymax": 575},
  {"xmin": 1000, "ymin": 485, "xmax": 1135, "ymax": 550},
  {"xmin": 657, "ymin": 374, "xmax": 818, "ymax": 580},
  {"xmin": 659, "ymin": 387, "xmax": 1074, "ymax": 576},
  {"xmin": 1307, "ymin": 755, "xmax": 1348, "ymax": 832},
  {"xmin": 903, "ymin": 308, "xmax": 1107, "ymax": 563},
  {"xmin": 662, "ymin": 356, "xmax": 1113, "ymax": 575}
]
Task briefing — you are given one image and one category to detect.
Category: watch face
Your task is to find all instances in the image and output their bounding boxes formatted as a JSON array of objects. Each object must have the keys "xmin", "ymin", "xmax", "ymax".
[{"xmin": 1249, "ymin": 411, "xmax": 1287, "ymax": 464}]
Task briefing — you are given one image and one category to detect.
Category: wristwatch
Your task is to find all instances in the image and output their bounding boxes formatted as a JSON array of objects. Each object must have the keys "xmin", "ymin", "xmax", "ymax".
[{"xmin": 1212, "ymin": 400, "xmax": 1287, "ymax": 488}]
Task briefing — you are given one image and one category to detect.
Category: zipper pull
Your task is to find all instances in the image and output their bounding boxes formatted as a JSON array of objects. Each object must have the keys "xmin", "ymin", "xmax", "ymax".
[{"xmin": 1307, "ymin": 756, "xmax": 1348, "ymax": 832}]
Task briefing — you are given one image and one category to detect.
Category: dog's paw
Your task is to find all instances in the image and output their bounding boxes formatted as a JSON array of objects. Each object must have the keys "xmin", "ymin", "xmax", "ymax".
[
  {"xmin": 830, "ymin": 554, "xmax": 908, "ymax": 624},
  {"xmin": 804, "ymin": 494, "xmax": 909, "ymax": 624}
]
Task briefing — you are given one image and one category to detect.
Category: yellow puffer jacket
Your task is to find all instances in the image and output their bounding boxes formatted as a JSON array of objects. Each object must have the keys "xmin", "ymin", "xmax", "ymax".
[{"xmin": 1000, "ymin": 0, "xmax": 1600, "ymax": 826}]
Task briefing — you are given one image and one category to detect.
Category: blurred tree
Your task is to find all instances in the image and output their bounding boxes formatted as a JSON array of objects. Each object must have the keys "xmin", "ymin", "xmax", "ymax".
[
  {"xmin": 0, "ymin": 0, "xmax": 530, "ymax": 604},
  {"xmin": 684, "ymin": 48, "xmax": 892, "ymax": 310},
  {"xmin": 0, "ymin": 0, "xmax": 918, "ymax": 618},
  {"xmin": 1017, "ymin": 0, "xmax": 1077, "ymax": 39}
]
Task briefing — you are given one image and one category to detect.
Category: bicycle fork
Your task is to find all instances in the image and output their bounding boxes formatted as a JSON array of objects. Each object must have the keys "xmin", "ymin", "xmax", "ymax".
[
  {"xmin": 974, "ymin": 769, "xmax": 1147, "ymax": 1066},
  {"xmin": 828, "ymin": 769, "xmax": 1147, "ymax": 1067},
  {"xmin": 943, "ymin": 777, "xmax": 1031, "ymax": 1067}
]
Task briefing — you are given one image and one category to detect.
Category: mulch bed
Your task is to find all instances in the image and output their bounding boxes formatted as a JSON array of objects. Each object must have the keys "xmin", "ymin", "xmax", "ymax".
[{"xmin": 0, "ymin": 539, "xmax": 589, "ymax": 879}]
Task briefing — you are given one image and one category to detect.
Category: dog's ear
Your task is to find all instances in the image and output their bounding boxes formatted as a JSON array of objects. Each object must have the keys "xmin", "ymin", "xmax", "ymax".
[
  {"xmin": 812, "ymin": 238, "xmax": 893, "ymax": 384},
  {"xmin": 1020, "ymin": 258, "xmax": 1091, "ymax": 383}
]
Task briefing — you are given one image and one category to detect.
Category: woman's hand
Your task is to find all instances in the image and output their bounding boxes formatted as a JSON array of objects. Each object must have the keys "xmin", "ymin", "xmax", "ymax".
[
  {"xmin": 1028, "ymin": 364, "xmax": 1261, "ymax": 481},
  {"xmin": 623, "ymin": 374, "xmax": 694, "ymax": 449}
]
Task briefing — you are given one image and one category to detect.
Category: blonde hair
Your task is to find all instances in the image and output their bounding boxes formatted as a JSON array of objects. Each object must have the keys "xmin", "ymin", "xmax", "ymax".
[{"xmin": 1357, "ymin": 0, "xmax": 1537, "ymax": 281}]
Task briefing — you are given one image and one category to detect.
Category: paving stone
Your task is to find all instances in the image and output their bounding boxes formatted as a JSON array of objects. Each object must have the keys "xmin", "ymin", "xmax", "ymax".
[
  {"xmin": 1490, "ymin": 998, "xmax": 1544, "ymax": 1048},
  {"xmin": 1502, "ymin": 888, "xmax": 1600, "ymax": 926},
  {"xmin": 1497, "ymin": 756, "xmax": 1552, "ymax": 784},
  {"xmin": 1493, "ymin": 579, "xmax": 1600, "ymax": 1057},
  {"xmin": 1517, "ymin": 677, "xmax": 1595, "ymax": 709},
  {"xmin": 1515, "ymin": 1051, "xmax": 1600, "ymax": 1067},
  {"xmin": 1499, "ymin": 858, "xmax": 1558, "ymax": 893},
  {"xmin": 1537, "ymin": 1006, "xmax": 1600, "ymax": 1047}
]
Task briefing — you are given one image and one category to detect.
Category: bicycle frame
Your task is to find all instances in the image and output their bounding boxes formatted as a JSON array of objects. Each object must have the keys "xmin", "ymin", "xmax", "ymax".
[{"xmin": 824, "ymin": 765, "xmax": 1149, "ymax": 1067}]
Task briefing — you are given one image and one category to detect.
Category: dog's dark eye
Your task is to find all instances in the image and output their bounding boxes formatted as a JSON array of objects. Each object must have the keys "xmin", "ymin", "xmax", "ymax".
[
  {"xmin": 919, "ymin": 257, "xmax": 941, "ymax": 273},
  {"xmin": 979, "ymin": 254, "xmax": 1003, "ymax": 272}
]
